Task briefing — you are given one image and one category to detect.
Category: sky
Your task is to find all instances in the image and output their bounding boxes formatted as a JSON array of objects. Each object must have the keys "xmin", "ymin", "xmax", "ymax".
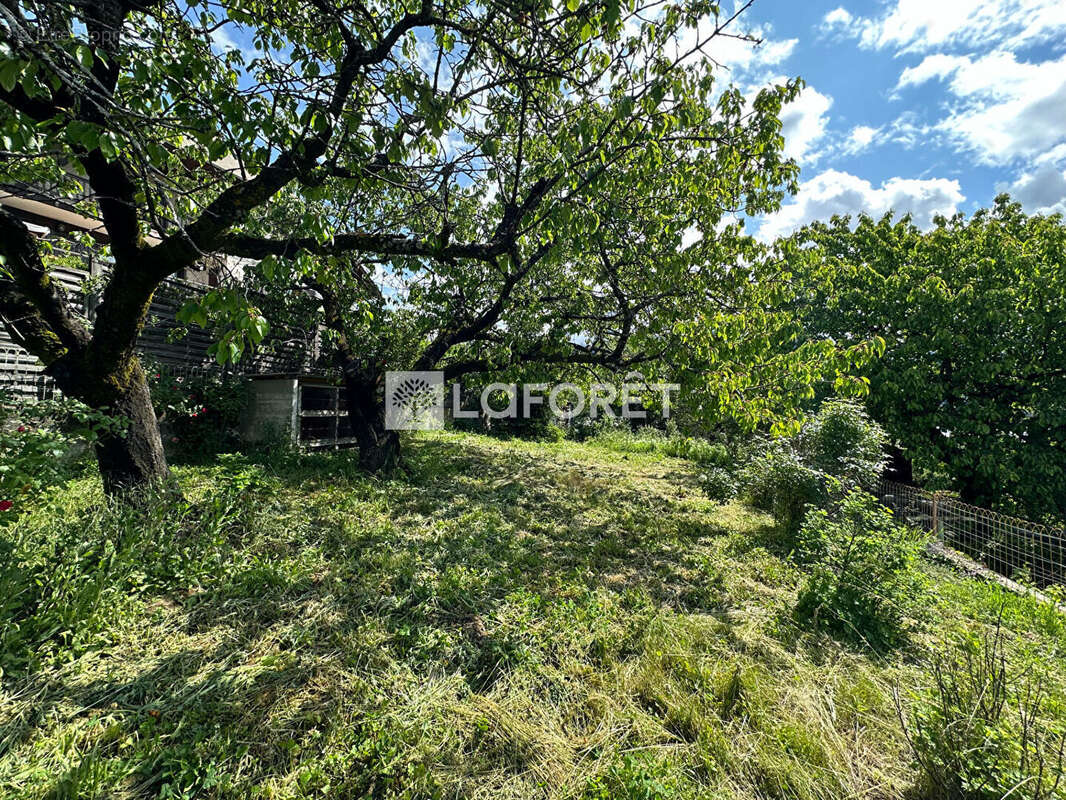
[
  {"xmin": 713, "ymin": 0, "xmax": 1066, "ymax": 240},
  {"xmin": 208, "ymin": 0, "xmax": 1066, "ymax": 243}
]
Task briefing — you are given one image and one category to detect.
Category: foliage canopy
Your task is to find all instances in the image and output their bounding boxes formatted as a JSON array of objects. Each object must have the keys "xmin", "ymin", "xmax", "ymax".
[{"xmin": 789, "ymin": 197, "xmax": 1066, "ymax": 522}]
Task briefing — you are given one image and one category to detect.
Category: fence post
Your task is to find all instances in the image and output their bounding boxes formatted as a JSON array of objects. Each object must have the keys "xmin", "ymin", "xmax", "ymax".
[{"xmin": 931, "ymin": 492, "xmax": 939, "ymax": 540}]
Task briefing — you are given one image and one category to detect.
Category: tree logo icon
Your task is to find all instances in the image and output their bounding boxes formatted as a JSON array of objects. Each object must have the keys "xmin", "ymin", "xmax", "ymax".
[{"xmin": 385, "ymin": 371, "xmax": 445, "ymax": 430}]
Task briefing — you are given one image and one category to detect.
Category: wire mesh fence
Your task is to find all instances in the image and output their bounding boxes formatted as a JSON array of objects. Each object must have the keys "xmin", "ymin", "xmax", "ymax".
[{"xmin": 878, "ymin": 478, "xmax": 1065, "ymax": 588}]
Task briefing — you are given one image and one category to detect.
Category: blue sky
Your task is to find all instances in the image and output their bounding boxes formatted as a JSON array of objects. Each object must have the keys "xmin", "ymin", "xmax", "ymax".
[
  {"xmin": 714, "ymin": 0, "xmax": 1066, "ymax": 239},
  {"xmin": 209, "ymin": 0, "xmax": 1066, "ymax": 242}
]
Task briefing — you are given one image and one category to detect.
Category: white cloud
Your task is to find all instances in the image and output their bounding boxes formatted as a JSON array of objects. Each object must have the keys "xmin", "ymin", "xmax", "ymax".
[
  {"xmin": 777, "ymin": 84, "xmax": 833, "ymax": 163},
  {"xmin": 843, "ymin": 0, "xmax": 1066, "ymax": 53},
  {"xmin": 895, "ymin": 54, "xmax": 969, "ymax": 90},
  {"xmin": 699, "ymin": 28, "xmax": 797, "ymax": 74},
  {"xmin": 843, "ymin": 124, "xmax": 880, "ymax": 155},
  {"xmin": 757, "ymin": 169, "xmax": 964, "ymax": 241},
  {"xmin": 879, "ymin": 112, "xmax": 933, "ymax": 149},
  {"xmin": 681, "ymin": 225, "xmax": 702, "ymax": 249},
  {"xmin": 210, "ymin": 24, "xmax": 252, "ymax": 59},
  {"xmin": 895, "ymin": 51, "xmax": 1066, "ymax": 165},
  {"xmin": 1035, "ymin": 144, "xmax": 1066, "ymax": 167},
  {"xmin": 820, "ymin": 7, "xmax": 855, "ymax": 32},
  {"xmin": 1007, "ymin": 164, "xmax": 1066, "ymax": 215}
]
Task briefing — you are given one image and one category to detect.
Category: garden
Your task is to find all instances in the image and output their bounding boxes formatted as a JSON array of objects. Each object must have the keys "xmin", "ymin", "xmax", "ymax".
[
  {"xmin": 2, "ymin": 0, "xmax": 1066, "ymax": 797},
  {"xmin": 1, "ymin": 397, "xmax": 1064, "ymax": 798}
]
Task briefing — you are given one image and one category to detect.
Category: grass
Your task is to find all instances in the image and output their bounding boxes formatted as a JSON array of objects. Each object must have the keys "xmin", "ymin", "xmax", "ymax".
[
  {"xmin": 0, "ymin": 431, "xmax": 1063, "ymax": 799},
  {"xmin": 584, "ymin": 427, "xmax": 730, "ymax": 465}
]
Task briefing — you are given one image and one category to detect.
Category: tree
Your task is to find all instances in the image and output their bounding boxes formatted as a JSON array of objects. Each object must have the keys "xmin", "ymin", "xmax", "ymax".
[
  {"xmin": 228, "ymin": 90, "xmax": 880, "ymax": 468},
  {"xmin": 0, "ymin": 0, "xmax": 768, "ymax": 491},
  {"xmin": 791, "ymin": 197, "xmax": 1066, "ymax": 522},
  {"xmin": 1, "ymin": 0, "xmax": 880, "ymax": 489}
]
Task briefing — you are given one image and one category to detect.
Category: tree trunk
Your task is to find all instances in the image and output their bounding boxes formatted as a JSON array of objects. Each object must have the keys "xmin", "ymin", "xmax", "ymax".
[
  {"xmin": 92, "ymin": 371, "xmax": 169, "ymax": 495},
  {"xmin": 339, "ymin": 365, "xmax": 401, "ymax": 471},
  {"xmin": 50, "ymin": 355, "xmax": 170, "ymax": 494},
  {"xmin": 309, "ymin": 280, "xmax": 401, "ymax": 471}
]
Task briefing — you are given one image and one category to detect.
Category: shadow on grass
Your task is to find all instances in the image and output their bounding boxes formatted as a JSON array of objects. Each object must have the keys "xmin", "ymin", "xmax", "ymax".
[{"xmin": 1, "ymin": 435, "xmax": 770, "ymax": 798}]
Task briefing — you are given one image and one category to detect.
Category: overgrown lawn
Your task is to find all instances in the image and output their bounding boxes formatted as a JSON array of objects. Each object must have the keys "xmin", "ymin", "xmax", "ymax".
[{"xmin": 1, "ymin": 432, "xmax": 1063, "ymax": 799}]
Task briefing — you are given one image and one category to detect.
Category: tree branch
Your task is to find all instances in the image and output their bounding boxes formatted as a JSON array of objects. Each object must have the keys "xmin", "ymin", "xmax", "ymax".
[{"xmin": 0, "ymin": 209, "xmax": 90, "ymax": 365}]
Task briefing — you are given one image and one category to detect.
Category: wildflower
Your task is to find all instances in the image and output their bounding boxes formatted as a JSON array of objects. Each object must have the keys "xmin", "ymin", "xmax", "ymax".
[
  {"xmin": 171, "ymin": 436, "xmax": 179, "ymax": 443},
  {"xmin": 0, "ymin": 500, "xmax": 12, "ymax": 512},
  {"xmin": 17, "ymin": 425, "xmax": 26, "ymax": 432}
]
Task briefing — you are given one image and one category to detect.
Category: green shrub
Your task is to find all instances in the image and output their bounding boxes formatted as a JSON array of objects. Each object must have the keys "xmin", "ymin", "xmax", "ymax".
[
  {"xmin": 570, "ymin": 413, "xmax": 625, "ymax": 441},
  {"xmin": 900, "ymin": 623, "xmax": 1066, "ymax": 800},
  {"xmin": 740, "ymin": 446, "xmax": 825, "ymax": 533},
  {"xmin": 799, "ymin": 399, "xmax": 887, "ymax": 489},
  {"xmin": 701, "ymin": 466, "xmax": 737, "ymax": 504},
  {"xmin": 500, "ymin": 414, "xmax": 567, "ymax": 441},
  {"xmin": 794, "ymin": 488, "xmax": 927, "ymax": 647},
  {"xmin": 738, "ymin": 399, "xmax": 887, "ymax": 533},
  {"xmin": 148, "ymin": 367, "xmax": 248, "ymax": 458},
  {"xmin": 0, "ymin": 391, "xmax": 124, "ymax": 514}
]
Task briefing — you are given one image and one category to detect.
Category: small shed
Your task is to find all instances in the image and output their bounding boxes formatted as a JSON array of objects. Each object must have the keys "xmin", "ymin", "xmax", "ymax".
[{"xmin": 241, "ymin": 374, "xmax": 356, "ymax": 449}]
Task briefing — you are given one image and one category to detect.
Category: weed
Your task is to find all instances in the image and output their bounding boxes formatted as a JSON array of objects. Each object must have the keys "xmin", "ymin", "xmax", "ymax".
[
  {"xmin": 740, "ymin": 445, "xmax": 824, "ymax": 535},
  {"xmin": 794, "ymin": 488, "xmax": 928, "ymax": 648},
  {"xmin": 898, "ymin": 617, "xmax": 1066, "ymax": 800},
  {"xmin": 588, "ymin": 427, "xmax": 730, "ymax": 465}
]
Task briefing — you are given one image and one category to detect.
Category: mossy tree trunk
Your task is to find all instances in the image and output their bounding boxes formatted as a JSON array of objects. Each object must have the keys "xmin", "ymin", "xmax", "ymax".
[
  {"xmin": 0, "ymin": 210, "xmax": 170, "ymax": 493},
  {"xmin": 91, "ymin": 374, "xmax": 168, "ymax": 495},
  {"xmin": 340, "ymin": 366, "xmax": 402, "ymax": 472},
  {"xmin": 51, "ymin": 355, "xmax": 169, "ymax": 494}
]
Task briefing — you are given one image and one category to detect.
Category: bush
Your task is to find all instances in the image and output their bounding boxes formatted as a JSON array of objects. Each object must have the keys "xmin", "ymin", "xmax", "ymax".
[
  {"xmin": 569, "ymin": 413, "xmax": 625, "ymax": 441},
  {"xmin": 738, "ymin": 399, "xmax": 888, "ymax": 532},
  {"xmin": 701, "ymin": 466, "xmax": 737, "ymax": 504},
  {"xmin": 148, "ymin": 367, "xmax": 248, "ymax": 458},
  {"xmin": 798, "ymin": 399, "xmax": 887, "ymax": 489},
  {"xmin": 740, "ymin": 445, "xmax": 825, "ymax": 533},
  {"xmin": 794, "ymin": 488, "xmax": 928, "ymax": 647},
  {"xmin": 487, "ymin": 414, "xmax": 567, "ymax": 442},
  {"xmin": 900, "ymin": 622, "xmax": 1066, "ymax": 800},
  {"xmin": 0, "ymin": 391, "xmax": 124, "ymax": 514}
]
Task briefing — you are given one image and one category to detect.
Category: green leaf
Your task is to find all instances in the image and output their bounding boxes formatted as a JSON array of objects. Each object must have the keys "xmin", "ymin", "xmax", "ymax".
[
  {"xmin": 0, "ymin": 60, "xmax": 21, "ymax": 93},
  {"xmin": 75, "ymin": 45, "xmax": 94, "ymax": 69}
]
